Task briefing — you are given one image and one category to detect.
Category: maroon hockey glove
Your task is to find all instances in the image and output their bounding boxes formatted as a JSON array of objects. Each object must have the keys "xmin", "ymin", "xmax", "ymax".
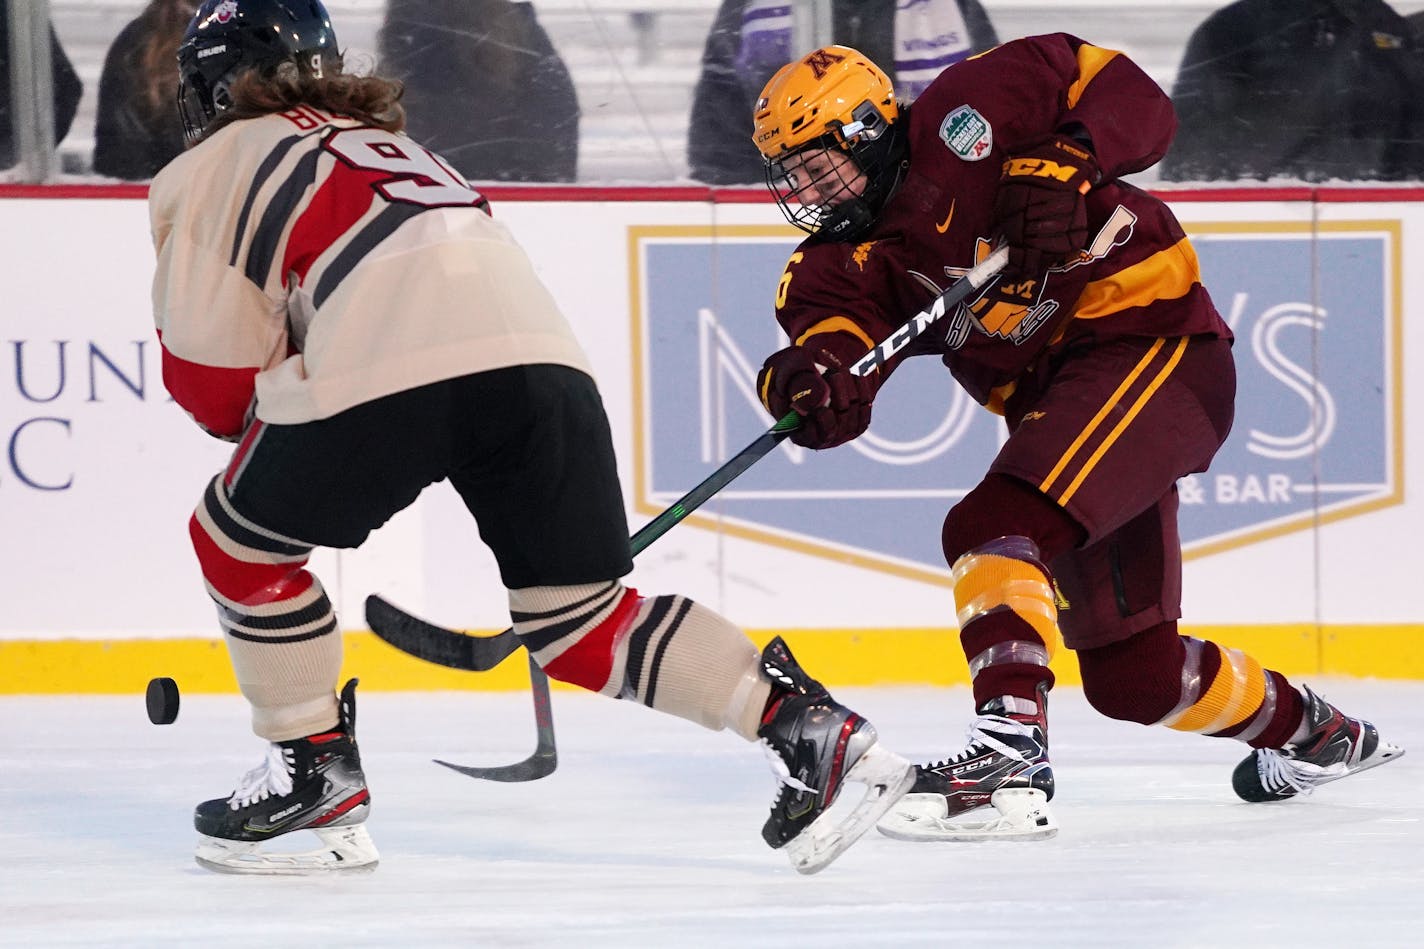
[
  {"xmin": 757, "ymin": 334, "xmax": 876, "ymax": 449},
  {"xmin": 991, "ymin": 133, "xmax": 1101, "ymax": 278}
]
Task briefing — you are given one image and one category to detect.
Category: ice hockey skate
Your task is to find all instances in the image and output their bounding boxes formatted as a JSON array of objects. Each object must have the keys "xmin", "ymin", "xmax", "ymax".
[
  {"xmin": 757, "ymin": 637, "xmax": 915, "ymax": 874},
  {"xmin": 878, "ymin": 693, "xmax": 1057, "ymax": 842},
  {"xmin": 194, "ymin": 679, "xmax": 377, "ymax": 874},
  {"xmin": 1232, "ymin": 685, "xmax": 1404, "ymax": 802}
]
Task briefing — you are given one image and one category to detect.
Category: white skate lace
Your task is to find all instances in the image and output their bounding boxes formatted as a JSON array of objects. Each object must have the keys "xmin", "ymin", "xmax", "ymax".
[
  {"xmin": 1255, "ymin": 748, "xmax": 1349, "ymax": 796},
  {"xmin": 929, "ymin": 715, "xmax": 1036, "ymax": 768},
  {"xmin": 227, "ymin": 743, "xmax": 297, "ymax": 810},
  {"xmin": 760, "ymin": 739, "xmax": 816, "ymax": 795}
]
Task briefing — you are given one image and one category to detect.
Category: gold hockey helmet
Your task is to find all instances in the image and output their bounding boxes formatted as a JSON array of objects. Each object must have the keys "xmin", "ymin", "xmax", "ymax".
[
  {"xmin": 752, "ymin": 46, "xmax": 898, "ymax": 161},
  {"xmin": 751, "ymin": 47, "xmax": 904, "ymax": 241}
]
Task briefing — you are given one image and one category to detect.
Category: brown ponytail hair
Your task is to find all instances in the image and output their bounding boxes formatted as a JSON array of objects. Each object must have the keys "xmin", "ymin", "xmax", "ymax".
[{"xmin": 200, "ymin": 59, "xmax": 407, "ymax": 140}]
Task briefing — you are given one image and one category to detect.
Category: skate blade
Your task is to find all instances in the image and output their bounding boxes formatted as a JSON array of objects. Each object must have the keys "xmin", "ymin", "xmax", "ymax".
[
  {"xmin": 784, "ymin": 743, "xmax": 915, "ymax": 876},
  {"xmin": 1312, "ymin": 738, "xmax": 1406, "ymax": 790},
  {"xmin": 195, "ymin": 824, "xmax": 379, "ymax": 875},
  {"xmin": 877, "ymin": 787, "xmax": 1058, "ymax": 842}
]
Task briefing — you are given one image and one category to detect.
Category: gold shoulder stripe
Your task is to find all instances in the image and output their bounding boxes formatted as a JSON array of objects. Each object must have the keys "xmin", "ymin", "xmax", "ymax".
[
  {"xmin": 796, "ymin": 317, "xmax": 877, "ymax": 352},
  {"xmin": 1072, "ymin": 237, "xmax": 1202, "ymax": 321},
  {"xmin": 1066, "ymin": 44, "xmax": 1121, "ymax": 110}
]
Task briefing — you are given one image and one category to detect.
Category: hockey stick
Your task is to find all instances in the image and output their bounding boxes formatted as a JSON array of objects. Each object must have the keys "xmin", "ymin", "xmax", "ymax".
[
  {"xmin": 362, "ymin": 409, "xmax": 799, "ymax": 783},
  {"xmin": 360, "ymin": 410, "xmax": 803, "ymax": 673},
  {"xmin": 366, "ymin": 244, "xmax": 1006, "ymax": 781},
  {"xmin": 432, "ymin": 653, "xmax": 557, "ymax": 781},
  {"xmin": 365, "ymin": 243, "xmax": 1008, "ymax": 672}
]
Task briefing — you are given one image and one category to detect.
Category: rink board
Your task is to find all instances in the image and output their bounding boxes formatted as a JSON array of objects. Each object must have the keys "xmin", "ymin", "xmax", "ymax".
[{"xmin": 1, "ymin": 185, "xmax": 1421, "ymax": 691}]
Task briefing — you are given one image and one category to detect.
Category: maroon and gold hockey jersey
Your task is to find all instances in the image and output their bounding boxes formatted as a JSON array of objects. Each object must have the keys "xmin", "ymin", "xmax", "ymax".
[{"xmin": 773, "ymin": 34, "xmax": 1232, "ymax": 412}]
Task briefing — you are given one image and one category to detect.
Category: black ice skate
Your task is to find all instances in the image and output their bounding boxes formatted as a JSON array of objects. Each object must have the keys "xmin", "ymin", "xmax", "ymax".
[
  {"xmin": 194, "ymin": 678, "xmax": 377, "ymax": 873},
  {"xmin": 878, "ymin": 691, "xmax": 1057, "ymax": 842},
  {"xmin": 757, "ymin": 637, "xmax": 914, "ymax": 874},
  {"xmin": 1232, "ymin": 685, "xmax": 1404, "ymax": 803}
]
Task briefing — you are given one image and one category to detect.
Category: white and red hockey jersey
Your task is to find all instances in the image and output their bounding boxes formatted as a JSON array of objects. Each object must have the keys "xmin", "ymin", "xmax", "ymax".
[{"xmin": 150, "ymin": 107, "xmax": 593, "ymax": 439}]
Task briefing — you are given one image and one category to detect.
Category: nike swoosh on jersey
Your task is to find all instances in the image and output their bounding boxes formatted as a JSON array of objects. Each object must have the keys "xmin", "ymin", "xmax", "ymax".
[{"xmin": 935, "ymin": 199, "xmax": 957, "ymax": 233}]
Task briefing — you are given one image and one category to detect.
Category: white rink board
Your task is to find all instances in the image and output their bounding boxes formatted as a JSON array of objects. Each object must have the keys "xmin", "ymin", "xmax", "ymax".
[{"xmin": 0, "ymin": 193, "xmax": 1419, "ymax": 640}]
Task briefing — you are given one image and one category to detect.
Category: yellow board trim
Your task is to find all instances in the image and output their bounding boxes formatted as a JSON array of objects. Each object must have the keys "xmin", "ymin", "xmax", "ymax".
[{"xmin": 3, "ymin": 624, "xmax": 1423, "ymax": 694}]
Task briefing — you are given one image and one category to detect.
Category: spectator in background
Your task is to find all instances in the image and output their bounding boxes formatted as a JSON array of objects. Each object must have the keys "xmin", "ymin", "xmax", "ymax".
[
  {"xmin": 92, "ymin": 0, "xmax": 199, "ymax": 180},
  {"xmin": 687, "ymin": 0, "xmax": 997, "ymax": 185},
  {"xmin": 1161, "ymin": 0, "xmax": 1424, "ymax": 182},
  {"xmin": 0, "ymin": 8, "xmax": 82, "ymax": 169},
  {"xmin": 378, "ymin": 0, "xmax": 579, "ymax": 182}
]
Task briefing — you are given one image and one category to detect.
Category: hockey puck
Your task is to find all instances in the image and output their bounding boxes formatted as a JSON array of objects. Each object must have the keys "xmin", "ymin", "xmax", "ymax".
[{"xmin": 146, "ymin": 676, "xmax": 180, "ymax": 725}]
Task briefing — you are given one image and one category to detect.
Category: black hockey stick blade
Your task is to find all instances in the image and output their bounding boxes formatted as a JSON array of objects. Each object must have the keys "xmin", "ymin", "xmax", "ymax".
[
  {"xmin": 433, "ymin": 654, "xmax": 557, "ymax": 782},
  {"xmin": 365, "ymin": 594, "xmax": 519, "ymax": 671}
]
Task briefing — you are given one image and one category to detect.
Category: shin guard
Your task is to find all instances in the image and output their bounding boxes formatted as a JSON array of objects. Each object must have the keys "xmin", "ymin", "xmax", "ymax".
[
  {"xmin": 952, "ymin": 536, "xmax": 1061, "ymax": 707},
  {"xmin": 190, "ymin": 475, "xmax": 341, "ymax": 741},
  {"xmin": 509, "ymin": 583, "xmax": 770, "ymax": 738}
]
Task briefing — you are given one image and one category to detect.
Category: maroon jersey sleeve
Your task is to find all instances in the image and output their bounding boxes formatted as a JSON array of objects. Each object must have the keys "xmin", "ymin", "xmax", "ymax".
[
  {"xmin": 772, "ymin": 239, "xmax": 908, "ymax": 375},
  {"xmin": 917, "ymin": 33, "xmax": 1178, "ymax": 179}
]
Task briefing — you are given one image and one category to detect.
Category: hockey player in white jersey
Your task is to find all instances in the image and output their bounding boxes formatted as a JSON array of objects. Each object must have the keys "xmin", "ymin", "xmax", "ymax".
[{"xmin": 152, "ymin": 0, "xmax": 913, "ymax": 875}]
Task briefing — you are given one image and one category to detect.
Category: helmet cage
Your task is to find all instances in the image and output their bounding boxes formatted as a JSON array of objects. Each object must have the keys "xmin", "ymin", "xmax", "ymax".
[{"xmin": 765, "ymin": 100, "xmax": 898, "ymax": 240}]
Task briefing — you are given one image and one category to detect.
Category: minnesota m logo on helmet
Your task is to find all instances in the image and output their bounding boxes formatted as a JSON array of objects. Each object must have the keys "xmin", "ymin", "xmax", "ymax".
[{"xmin": 804, "ymin": 48, "xmax": 847, "ymax": 79}]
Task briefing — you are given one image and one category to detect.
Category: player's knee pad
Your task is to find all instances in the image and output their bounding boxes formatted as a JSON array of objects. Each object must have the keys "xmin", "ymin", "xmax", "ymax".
[
  {"xmin": 188, "ymin": 475, "xmax": 331, "ymax": 641},
  {"xmin": 952, "ymin": 535, "xmax": 1062, "ymax": 665},
  {"xmin": 1077, "ymin": 623, "xmax": 1184, "ymax": 723},
  {"xmin": 942, "ymin": 474, "xmax": 1084, "ymax": 566},
  {"xmin": 189, "ymin": 474, "xmax": 317, "ymax": 603}
]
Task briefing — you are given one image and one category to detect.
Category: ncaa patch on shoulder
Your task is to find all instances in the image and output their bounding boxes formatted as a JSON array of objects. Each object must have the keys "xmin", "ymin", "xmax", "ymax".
[{"xmin": 940, "ymin": 105, "xmax": 993, "ymax": 161}]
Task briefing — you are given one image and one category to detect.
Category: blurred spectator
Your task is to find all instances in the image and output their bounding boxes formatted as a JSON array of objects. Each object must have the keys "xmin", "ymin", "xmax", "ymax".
[
  {"xmin": 0, "ymin": 8, "xmax": 83, "ymax": 169},
  {"xmin": 1161, "ymin": 0, "xmax": 1424, "ymax": 182},
  {"xmin": 687, "ymin": 0, "xmax": 997, "ymax": 185},
  {"xmin": 379, "ymin": 0, "xmax": 579, "ymax": 183},
  {"xmin": 92, "ymin": 0, "xmax": 199, "ymax": 180}
]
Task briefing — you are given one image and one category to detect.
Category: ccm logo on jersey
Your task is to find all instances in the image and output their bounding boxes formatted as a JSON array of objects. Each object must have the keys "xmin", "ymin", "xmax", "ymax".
[{"xmin": 939, "ymin": 105, "xmax": 993, "ymax": 161}]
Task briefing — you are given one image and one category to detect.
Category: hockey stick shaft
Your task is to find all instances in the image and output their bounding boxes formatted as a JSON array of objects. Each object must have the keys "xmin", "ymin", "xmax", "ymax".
[
  {"xmin": 365, "ymin": 244, "xmax": 1008, "ymax": 672},
  {"xmin": 362, "ymin": 414, "xmax": 799, "ymax": 672}
]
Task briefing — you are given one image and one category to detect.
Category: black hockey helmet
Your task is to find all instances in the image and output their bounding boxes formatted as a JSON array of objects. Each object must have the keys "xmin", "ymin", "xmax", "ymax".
[{"xmin": 177, "ymin": 0, "xmax": 340, "ymax": 140}]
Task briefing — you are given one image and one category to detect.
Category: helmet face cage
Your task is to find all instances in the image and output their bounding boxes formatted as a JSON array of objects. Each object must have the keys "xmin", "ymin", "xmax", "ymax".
[
  {"xmin": 176, "ymin": 0, "xmax": 340, "ymax": 141},
  {"xmin": 764, "ymin": 100, "xmax": 896, "ymax": 240}
]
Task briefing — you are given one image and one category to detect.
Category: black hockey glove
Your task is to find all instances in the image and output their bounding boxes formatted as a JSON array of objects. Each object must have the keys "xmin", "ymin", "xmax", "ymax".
[{"xmin": 991, "ymin": 133, "xmax": 1101, "ymax": 278}]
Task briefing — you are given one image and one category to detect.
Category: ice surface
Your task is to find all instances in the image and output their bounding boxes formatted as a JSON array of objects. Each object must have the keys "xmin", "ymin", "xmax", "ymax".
[{"xmin": 2, "ymin": 680, "xmax": 1420, "ymax": 947}]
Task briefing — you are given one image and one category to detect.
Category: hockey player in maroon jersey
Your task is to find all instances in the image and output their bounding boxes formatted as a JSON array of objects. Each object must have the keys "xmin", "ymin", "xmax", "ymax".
[
  {"xmin": 750, "ymin": 39, "xmax": 1404, "ymax": 841},
  {"xmin": 151, "ymin": 0, "xmax": 914, "ymax": 874}
]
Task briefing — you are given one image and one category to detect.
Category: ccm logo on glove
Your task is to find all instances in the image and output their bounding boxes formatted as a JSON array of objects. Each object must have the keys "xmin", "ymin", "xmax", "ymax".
[{"xmin": 992, "ymin": 133, "xmax": 1101, "ymax": 278}]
